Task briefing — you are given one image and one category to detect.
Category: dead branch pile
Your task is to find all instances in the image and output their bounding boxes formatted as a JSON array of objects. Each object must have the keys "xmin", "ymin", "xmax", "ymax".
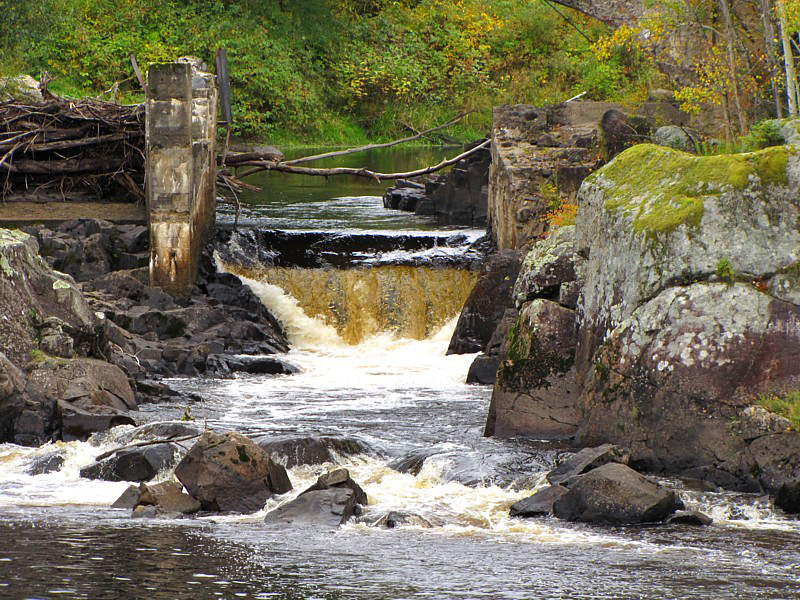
[{"xmin": 0, "ymin": 99, "xmax": 145, "ymax": 203}]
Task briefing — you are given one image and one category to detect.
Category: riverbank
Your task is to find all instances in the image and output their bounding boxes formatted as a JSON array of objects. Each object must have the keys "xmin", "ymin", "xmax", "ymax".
[{"xmin": 0, "ymin": 220, "xmax": 292, "ymax": 445}]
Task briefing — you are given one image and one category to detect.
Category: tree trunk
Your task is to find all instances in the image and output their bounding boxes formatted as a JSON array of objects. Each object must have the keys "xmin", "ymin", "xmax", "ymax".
[
  {"xmin": 760, "ymin": 0, "xmax": 784, "ymax": 117},
  {"xmin": 778, "ymin": 0, "xmax": 799, "ymax": 117},
  {"xmin": 718, "ymin": 0, "xmax": 747, "ymax": 133}
]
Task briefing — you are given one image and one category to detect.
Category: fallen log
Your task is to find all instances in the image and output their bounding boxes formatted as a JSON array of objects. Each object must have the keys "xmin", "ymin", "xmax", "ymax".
[{"xmin": 1, "ymin": 156, "xmax": 127, "ymax": 174}]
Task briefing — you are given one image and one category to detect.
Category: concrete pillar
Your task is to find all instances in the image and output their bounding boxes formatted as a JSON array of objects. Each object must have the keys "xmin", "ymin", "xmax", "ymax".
[{"xmin": 146, "ymin": 60, "xmax": 217, "ymax": 299}]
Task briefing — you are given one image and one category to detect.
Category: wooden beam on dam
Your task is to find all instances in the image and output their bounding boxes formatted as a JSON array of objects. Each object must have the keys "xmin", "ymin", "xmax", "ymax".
[{"xmin": 146, "ymin": 59, "xmax": 218, "ymax": 299}]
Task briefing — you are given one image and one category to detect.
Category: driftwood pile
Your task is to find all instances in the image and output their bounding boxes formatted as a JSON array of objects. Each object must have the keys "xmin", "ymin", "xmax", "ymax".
[{"xmin": 0, "ymin": 99, "xmax": 145, "ymax": 203}]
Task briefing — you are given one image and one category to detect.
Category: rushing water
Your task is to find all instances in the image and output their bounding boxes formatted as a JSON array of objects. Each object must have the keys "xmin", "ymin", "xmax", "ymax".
[{"xmin": 2, "ymin": 148, "xmax": 800, "ymax": 599}]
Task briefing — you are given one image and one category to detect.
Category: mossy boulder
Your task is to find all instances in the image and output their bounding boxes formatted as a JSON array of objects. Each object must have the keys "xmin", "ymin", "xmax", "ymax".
[{"xmin": 575, "ymin": 143, "xmax": 800, "ymax": 375}]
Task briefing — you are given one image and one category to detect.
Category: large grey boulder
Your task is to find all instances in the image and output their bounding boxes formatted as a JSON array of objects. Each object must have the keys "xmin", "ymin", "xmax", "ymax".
[
  {"xmin": 552, "ymin": 463, "xmax": 682, "ymax": 524},
  {"xmin": 653, "ymin": 125, "xmax": 697, "ymax": 152},
  {"xmin": 175, "ymin": 431, "xmax": 292, "ymax": 513},
  {"xmin": 575, "ymin": 143, "xmax": 800, "ymax": 376},
  {"xmin": 572, "ymin": 143, "xmax": 800, "ymax": 496}
]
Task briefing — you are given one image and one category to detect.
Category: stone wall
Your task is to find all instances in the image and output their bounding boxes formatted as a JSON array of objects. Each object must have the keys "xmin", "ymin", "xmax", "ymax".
[
  {"xmin": 146, "ymin": 60, "xmax": 217, "ymax": 299},
  {"xmin": 488, "ymin": 101, "xmax": 688, "ymax": 251}
]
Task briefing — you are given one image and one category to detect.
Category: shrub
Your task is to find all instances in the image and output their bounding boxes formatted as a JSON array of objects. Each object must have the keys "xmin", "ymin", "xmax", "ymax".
[{"xmin": 715, "ymin": 257, "xmax": 735, "ymax": 281}]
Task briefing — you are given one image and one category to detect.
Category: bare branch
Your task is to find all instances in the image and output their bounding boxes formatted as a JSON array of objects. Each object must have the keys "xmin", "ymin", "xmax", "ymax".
[{"xmin": 232, "ymin": 139, "xmax": 489, "ymax": 182}]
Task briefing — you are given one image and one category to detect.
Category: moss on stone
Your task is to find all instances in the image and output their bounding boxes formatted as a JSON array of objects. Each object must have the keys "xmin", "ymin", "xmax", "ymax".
[
  {"xmin": 498, "ymin": 319, "xmax": 573, "ymax": 393},
  {"xmin": 591, "ymin": 144, "xmax": 792, "ymax": 236}
]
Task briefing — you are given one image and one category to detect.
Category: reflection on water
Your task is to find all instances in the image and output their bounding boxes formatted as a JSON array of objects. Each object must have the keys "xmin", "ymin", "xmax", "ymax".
[{"xmin": 219, "ymin": 147, "xmax": 455, "ymax": 231}]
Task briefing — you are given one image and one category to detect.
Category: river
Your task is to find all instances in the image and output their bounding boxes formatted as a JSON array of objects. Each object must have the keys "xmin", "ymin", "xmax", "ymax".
[{"xmin": 1, "ymin": 148, "xmax": 799, "ymax": 599}]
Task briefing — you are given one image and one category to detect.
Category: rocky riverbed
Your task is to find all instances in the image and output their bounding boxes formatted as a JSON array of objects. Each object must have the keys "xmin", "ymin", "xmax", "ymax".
[{"xmin": 0, "ymin": 219, "xmax": 291, "ymax": 446}]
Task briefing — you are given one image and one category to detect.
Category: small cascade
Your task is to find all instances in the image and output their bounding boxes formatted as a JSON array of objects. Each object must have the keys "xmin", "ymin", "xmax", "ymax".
[
  {"xmin": 216, "ymin": 227, "xmax": 483, "ymax": 345},
  {"xmin": 226, "ymin": 264, "xmax": 477, "ymax": 345}
]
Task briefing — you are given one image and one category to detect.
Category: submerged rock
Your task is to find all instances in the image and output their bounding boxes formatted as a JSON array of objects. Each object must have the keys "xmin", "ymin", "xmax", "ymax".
[
  {"xmin": 667, "ymin": 510, "xmax": 713, "ymax": 526},
  {"xmin": 175, "ymin": 431, "xmax": 292, "ymax": 513},
  {"xmin": 552, "ymin": 463, "xmax": 683, "ymax": 525},
  {"xmin": 510, "ymin": 484, "xmax": 568, "ymax": 518},
  {"xmin": 256, "ymin": 434, "xmax": 376, "ymax": 468},
  {"xmin": 205, "ymin": 354, "xmax": 298, "ymax": 376},
  {"xmin": 546, "ymin": 444, "xmax": 630, "ymax": 486},
  {"xmin": 80, "ymin": 443, "xmax": 179, "ymax": 482},
  {"xmin": 26, "ymin": 450, "xmax": 66, "ymax": 475},
  {"xmin": 370, "ymin": 511, "xmax": 434, "ymax": 529}
]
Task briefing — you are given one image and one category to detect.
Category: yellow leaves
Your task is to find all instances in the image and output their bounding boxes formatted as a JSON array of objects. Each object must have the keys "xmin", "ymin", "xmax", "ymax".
[{"xmin": 541, "ymin": 201, "xmax": 578, "ymax": 231}]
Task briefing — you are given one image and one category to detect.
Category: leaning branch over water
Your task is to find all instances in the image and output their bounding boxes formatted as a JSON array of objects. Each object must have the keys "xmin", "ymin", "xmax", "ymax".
[{"xmin": 223, "ymin": 139, "xmax": 489, "ymax": 188}]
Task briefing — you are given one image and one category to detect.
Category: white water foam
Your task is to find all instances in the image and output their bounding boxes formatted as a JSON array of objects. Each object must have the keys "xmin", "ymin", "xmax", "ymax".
[{"xmin": 0, "ymin": 435, "xmax": 132, "ymax": 508}]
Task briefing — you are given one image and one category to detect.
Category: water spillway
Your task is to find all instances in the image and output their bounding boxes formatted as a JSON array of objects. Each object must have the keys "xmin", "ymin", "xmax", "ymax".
[{"xmin": 216, "ymin": 228, "xmax": 483, "ymax": 344}]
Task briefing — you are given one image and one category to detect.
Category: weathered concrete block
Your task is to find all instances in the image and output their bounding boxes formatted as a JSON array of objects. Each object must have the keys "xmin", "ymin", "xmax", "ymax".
[{"xmin": 146, "ymin": 61, "xmax": 217, "ymax": 299}]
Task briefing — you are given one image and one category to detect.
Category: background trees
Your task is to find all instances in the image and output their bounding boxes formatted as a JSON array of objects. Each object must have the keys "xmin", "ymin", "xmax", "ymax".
[{"xmin": 2, "ymin": 0, "xmax": 798, "ymax": 143}]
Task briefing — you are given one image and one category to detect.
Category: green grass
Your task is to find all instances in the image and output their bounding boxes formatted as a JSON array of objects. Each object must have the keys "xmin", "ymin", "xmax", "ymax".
[
  {"xmin": 29, "ymin": 348, "xmax": 46, "ymax": 363},
  {"xmin": 758, "ymin": 390, "xmax": 800, "ymax": 430}
]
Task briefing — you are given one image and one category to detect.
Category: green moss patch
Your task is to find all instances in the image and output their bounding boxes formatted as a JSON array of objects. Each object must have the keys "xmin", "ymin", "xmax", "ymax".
[
  {"xmin": 758, "ymin": 390, "xmax": 800, "ymax": 430},
  {"xmin": 593, "ymin": 144, "xmax": 791, "ymax": 236}
]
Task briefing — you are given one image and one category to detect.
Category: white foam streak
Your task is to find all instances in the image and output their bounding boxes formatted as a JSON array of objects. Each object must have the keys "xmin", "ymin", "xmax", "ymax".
[{"xmin": 0, "ymin": 439, "xmax": 131, "ymax": 508}]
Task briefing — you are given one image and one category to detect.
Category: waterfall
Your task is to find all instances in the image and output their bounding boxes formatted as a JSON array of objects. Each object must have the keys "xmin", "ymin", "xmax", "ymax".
[{"xmin": 223, "ymin": 264, "xmax": 477, "ymax": 346}]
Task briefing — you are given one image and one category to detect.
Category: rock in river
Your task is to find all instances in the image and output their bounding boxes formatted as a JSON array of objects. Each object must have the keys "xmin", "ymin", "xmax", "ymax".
[
  {"xmin": 552, "ymin": 463, "xmax": 683, "ymax": 525},
  {"xmin": 175, "ymin": 431, "xmax": 292, "ymax": 513},
  {"xmin": 264, "ymin": 468, "xmax": 367, "ymax": 527}
]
